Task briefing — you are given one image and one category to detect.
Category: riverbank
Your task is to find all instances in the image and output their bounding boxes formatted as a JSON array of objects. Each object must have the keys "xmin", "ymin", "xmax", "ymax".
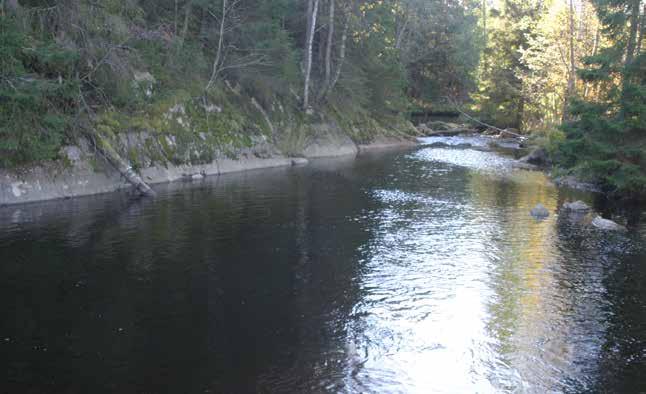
[{"xmin": 0, "ymin": 129, "xmax": 416, "ymax": 206}]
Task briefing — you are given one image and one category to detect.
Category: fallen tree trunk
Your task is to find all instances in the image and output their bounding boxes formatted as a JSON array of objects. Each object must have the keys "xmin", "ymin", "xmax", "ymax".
[
  {"xmin": 443, "ymin": 96, "xmax": 526, "ymax": 140},
  {"xmin": 424, "ymin": 127, "xmax": 478, "ymax": 136},
  {"xmin": 94, "ymin": 135, "xmax": 156, "ymax": 197}
]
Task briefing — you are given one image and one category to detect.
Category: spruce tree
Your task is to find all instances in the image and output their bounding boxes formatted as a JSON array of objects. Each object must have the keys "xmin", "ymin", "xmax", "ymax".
[{"xmin": 557, "ymin": 0, "xmax": 645, "ymax": 198}]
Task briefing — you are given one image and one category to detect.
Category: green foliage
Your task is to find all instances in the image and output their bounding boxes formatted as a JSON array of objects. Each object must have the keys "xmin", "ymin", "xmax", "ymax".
[
  {"xmin": 554, "ymin": 0, "xmax": 646, "ymax": 199},
  {"xmin": 473, "ymin": 0, "xmax": 547, "ymax": 130},
  {"xmin": 400, "ymin": 0, "xmax": 481, "ymax": 103},
  {"xmin": 0, "ymin": 17, "xmax": 77, "ymax": 167},
  {"xmin": 1, "ymin": 0, "xmax": 482, "ymax": 169}
]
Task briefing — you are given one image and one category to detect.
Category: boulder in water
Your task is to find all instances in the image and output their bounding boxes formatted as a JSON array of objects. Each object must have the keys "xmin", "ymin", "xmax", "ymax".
[
  {"xmin": 553, "ymin": 175, "xmax": 601, "ymax": 193},
  {"xmin": 591, "ymin": 216, "xmax": 627, "ymax": 232},
  {"xmin": 530, "ymin": 203, "xmax": 549, "ymax": 218},
  {"xmin": 562, "ymin": 200, "xmax": 591, "ymax": 212},
  {"xmin": 519, "ymin": 148, "xmax": 549, "ymax": 166}
]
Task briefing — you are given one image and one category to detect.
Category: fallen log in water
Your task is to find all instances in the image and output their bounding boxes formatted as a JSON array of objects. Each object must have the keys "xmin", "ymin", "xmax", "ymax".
[
  {"xmin": 94, "ymin": 134, "xmax": 156, "ymax": 198},
  {"xmin": 422, "ymin": 127, "xmax": 478, "ymax": 136},
  {"xmin": 428, "ymin": 127, "xmax": 478, "ymax": 137}
]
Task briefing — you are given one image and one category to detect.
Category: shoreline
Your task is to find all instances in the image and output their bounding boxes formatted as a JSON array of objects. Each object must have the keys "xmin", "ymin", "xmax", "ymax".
[{"xmin": 0, "ymin": 136, "xmax": 417, "ymax": 207}]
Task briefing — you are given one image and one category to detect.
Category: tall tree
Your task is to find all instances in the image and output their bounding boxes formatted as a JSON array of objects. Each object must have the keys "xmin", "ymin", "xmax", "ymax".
[
  {"xmin": 303, "ymin": 0, "xmax": 320, "ymax": 111},
  {"xmin": 556, "ymin": 0, "xmax": 646, "ymax": 197},
  {"xmin": 563, "ymin": 0, "xmax": 577, "ymax": 122}
]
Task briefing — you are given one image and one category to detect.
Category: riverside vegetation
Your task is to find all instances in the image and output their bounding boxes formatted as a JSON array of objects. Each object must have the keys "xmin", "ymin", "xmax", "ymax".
[{"xmin": 0, "ymin": 0, "xmax": 644, "ymax": 199}]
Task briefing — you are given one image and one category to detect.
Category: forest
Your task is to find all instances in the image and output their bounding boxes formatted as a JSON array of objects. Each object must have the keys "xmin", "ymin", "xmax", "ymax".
[{"xmin": 0, "ymin": 0, "xmax": 644, "ymax": 198}]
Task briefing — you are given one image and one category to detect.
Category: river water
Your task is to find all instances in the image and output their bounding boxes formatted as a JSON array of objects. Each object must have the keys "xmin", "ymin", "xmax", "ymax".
[{"xmin": 1, "ymin": 137, "xmax": 645, "ymax": 393}]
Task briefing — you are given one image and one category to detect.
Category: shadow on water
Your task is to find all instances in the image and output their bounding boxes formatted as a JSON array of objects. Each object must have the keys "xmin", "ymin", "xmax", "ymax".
[
  {"xmin": 1, "ymin": 144, "xmax": 645, "ymax": 393},
  {"xmin": 0, "ymin": 160, "xmax": 373, "ymax": 393}
]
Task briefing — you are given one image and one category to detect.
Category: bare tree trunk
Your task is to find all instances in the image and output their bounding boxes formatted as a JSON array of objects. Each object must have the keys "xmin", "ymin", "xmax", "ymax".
[
  {"xmin": 621, "ymin": 0, "xmax": 641, "ymax": 109},
  {"xmin": 636, "ymin": 4, "xmax": 645, "ymax": 55},
  {"xmin": 515, "ymin": 78, "xmax": 525, "ymax": 131},
  {"xmin": 394, "ymin": 2, "xmax": 409, "ymax": 51},
  {"xmin": 303, "ymin": 0, "xmax": 320, "ymax": 111},
  {"xmin": 562, "ymin": 0, "xmax": 576, "ymax": 122},
  {"xmin": 482, "ymin": 0, "xmax": 488, "ymax": 72},
  {"xmin": 206, "ymin": 0, "xmax": 227, "ymax": 92},
  {"xmin": 568, "ymin": 0, "xmax": 576, "ymax": 84},
  {"xmin": 180, "ymin": 1, "xmax": 192, "ymax": 48},
  {"xmin": 329, "ymin": 16, "xmax": 348, "ymax": 93},
  {"xmin": 583, "ymin": 28, "xmax": 600, "ymax": 99},
  {"xmin": 95, "ymin": 135, "xmax": 156, "ymax": 198},
  {"xmin": 323, "ymin": 0, "xmax": 335, "ymax": 93},
  {"xmin": 251, "ymin": 97, "xmax": 275, "ymax": 136},
  {"xmin": 395, "ymin": 16, "xmax": 409, "ymax": 50},
  {"xmin": 625, "ymin": 0, "xmax": 641, "ymax": 67}
]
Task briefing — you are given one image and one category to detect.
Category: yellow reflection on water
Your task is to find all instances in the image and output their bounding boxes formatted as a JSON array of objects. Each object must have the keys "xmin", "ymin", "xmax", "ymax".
[{"xmin": 469, "ymin": 169, "xmax": 578, "ymax": 389}]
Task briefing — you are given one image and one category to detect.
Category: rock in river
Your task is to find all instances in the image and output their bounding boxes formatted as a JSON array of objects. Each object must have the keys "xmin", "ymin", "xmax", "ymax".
[
  {"xmin": 591, "ymin": 216, "xmax": 627, "ymax": 232},
  {"xmin": 530, "ymin": 203, "xmax": 549, "ymax": 218},
  {"xmin": 562, "ymin": 200, "xmax": 591, "ymax": 212},
  {"xmin": 519, "ymin": 148, "xmax": 549, "ymax": 166}
]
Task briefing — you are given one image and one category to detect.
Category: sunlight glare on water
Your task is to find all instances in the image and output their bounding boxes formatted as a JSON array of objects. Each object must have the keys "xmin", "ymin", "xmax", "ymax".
[{"xmin": 1, "ymin": 141, "xmax": 645, "ymax": 393}]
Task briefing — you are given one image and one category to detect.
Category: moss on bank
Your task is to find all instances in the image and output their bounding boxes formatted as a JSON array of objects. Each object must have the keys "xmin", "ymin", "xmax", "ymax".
[{"xmin": 87, "ymin": 81, "xmax": 416, "ymax": 171}]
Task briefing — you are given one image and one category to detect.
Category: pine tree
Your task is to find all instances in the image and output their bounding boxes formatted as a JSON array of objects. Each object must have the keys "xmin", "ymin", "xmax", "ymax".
[{"xmin": 557, "ymin": 0, "xmax": 646, "ymax": 198}]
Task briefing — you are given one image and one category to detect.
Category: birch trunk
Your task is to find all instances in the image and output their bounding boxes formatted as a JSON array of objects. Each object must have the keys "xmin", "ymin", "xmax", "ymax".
[
  {"xmin": 303, "ymin": 0, "xmax": 320, "ymax": 111},
  {"xmin": 323, "ymin": 0, "xmax": 335, "ymax": 92},
  {"xmin": 206, "ymin": 0, "xmax": 227, "ymax": 91},
  {"xmin": 482, "ymin": 0, "xmax": 488, "ymax": 72},
  {"xmin": 562, "ymin": 0, "xmax": 576, "ymax": 122},
  {"xmin": 329, "ymin": 17, "xmax": 348, "ymax": 93}
]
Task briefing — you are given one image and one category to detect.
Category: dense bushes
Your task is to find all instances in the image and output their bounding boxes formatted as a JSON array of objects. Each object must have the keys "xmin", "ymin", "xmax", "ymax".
[{"xmin": 0, "ymin": 18, "xmax": 77, "ymax": 167}]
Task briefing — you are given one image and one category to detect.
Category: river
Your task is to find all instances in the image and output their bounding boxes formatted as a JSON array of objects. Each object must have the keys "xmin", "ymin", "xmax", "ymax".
[{"xmin": 1, "ymin": 137, "xmax": 645, "ymax": 393}]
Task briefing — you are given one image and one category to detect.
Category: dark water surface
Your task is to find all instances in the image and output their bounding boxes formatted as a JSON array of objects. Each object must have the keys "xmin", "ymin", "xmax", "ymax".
[{"xmin": 2, "ymin": 138, "xmax": 646, "ymax": 393}]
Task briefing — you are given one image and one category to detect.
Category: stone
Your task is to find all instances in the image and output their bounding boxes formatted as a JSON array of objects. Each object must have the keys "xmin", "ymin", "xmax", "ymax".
[
  {"xmin": 553, "ymin": 175, "xmax": 601, "ymax": 193},
  {"xmin": 562, "ymin": 200, "xmax": 591, "ymax": 212},
  {"xmin": 530, "ymin": 203, "xmax": 549, "ymax": 218},
  {"xmin": 291, "ymin": 158, "xmax": 309, "ymax": 166},
  {"xmin": 428, "ymin": 142, "xmax": 473, "ymax": 149},
  {"xmin": 182, "ymin": 173, "xmax": 204, "ymax": 181},
  {"xmin": 519, "ymin": 148, "xmax": 548, "ymax": 166},
  {"xmin": 591, "ymin": 216, "xmax": 627, "ymax": 232},
  {"xmin": 417, "ymin": 124, "xmax": 433, "ymax": 134},
  {"xmin": 60, "ymin": 146, "xmax": 83, "ymax": 164}
]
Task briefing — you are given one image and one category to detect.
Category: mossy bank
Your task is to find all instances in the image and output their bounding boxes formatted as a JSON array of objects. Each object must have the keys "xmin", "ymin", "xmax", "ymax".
[{"xmin": 0, "ymin": 84, "xmax": 418, "ymax": 206}]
